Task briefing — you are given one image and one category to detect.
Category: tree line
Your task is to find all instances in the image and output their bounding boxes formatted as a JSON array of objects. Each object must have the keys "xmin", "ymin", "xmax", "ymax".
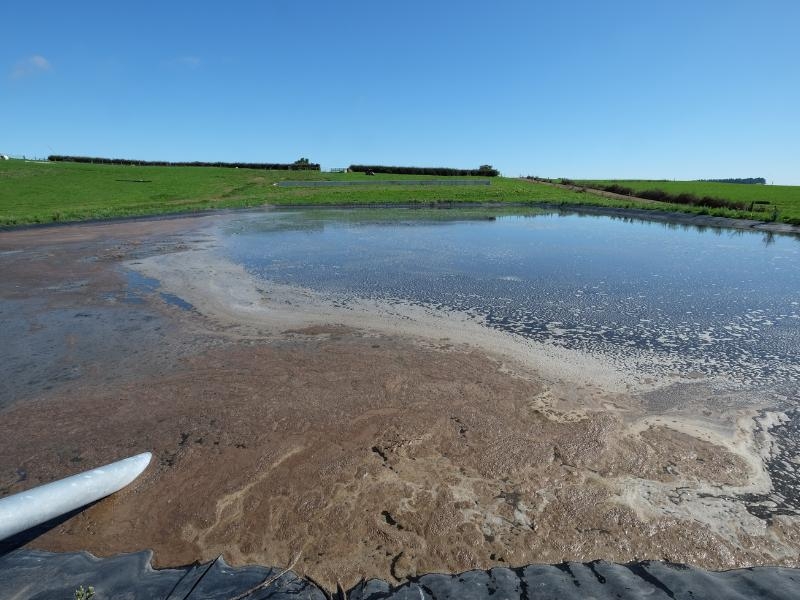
[
  {"xmin": 47, "ymin": 155, "xmax": 321, "ymax": 170},
  {"xmin": 697, "ymin": 178, "xmax": 766, "ymax": 185},
  {"xmin": 349, "ymin": 164, "xmax": 499, "ymax": 177}
]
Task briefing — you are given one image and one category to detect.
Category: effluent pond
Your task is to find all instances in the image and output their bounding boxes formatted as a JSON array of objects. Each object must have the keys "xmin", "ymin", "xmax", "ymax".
[{"xmin": 220, "ymin": 207, "xmax": 800, "ymax": 396}]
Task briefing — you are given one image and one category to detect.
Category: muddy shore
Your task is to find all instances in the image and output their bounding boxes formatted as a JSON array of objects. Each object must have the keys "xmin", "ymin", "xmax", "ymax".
[{"xmin": 0, "ymin": 210, "xmax": 798, "ymax": 589}]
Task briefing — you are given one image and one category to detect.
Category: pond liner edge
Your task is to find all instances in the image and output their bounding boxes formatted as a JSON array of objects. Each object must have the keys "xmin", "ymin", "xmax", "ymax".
[{"xmin": 1, "ymin": 548, "xmax": 799, "ymax": 599}]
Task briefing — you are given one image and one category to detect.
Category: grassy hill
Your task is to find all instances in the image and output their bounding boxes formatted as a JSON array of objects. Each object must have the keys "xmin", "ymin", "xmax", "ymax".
[
  {"xmin": 2, "ymin": 159, "xmax": 799, "ymax": 227},
  {"xmin": 0, "ymin": 159, "xmax": 589, "ymax": 226}
]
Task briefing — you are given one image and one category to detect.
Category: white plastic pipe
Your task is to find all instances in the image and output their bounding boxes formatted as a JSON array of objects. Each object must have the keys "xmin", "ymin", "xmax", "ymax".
[{"xmin": 0, "ymin": 452, "xmax": 152, "ymax": 542}]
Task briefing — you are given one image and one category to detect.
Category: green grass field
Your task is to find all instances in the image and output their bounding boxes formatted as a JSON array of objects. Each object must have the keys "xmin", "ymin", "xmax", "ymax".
[
  {"xmin": 0, "ymin": 160, "xmax": 592, "ymax": 226},
  {"xmin": 2, "ymin": 159, "xmax": 799, "ymax": 227},
  {"xmin": 578, "ymin": 179, "xmax": 800, "ymax": 224}
]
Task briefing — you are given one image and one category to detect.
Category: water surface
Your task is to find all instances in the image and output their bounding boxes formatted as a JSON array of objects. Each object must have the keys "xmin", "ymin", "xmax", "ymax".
[{"xmin": 222, "ymin": 207, "xmax": 800, "ymax": 391}]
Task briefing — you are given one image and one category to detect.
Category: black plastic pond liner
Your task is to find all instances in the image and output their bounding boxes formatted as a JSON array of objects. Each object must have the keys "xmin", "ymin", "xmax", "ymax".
[{"xmin": 1, "ymin": 549, "xmax": 799, "ymax": 599}]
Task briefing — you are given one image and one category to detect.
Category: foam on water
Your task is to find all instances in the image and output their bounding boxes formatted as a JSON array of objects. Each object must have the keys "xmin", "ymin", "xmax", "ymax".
[{"xmin": 221, "ymin": 208, "xmax": 800, "ymax": 391}]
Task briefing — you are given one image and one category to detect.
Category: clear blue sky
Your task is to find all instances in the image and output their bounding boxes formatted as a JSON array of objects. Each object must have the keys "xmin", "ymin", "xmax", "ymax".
[{"xmin": 2, "ymin": 1, "xmax": 799, "ymax": 183}]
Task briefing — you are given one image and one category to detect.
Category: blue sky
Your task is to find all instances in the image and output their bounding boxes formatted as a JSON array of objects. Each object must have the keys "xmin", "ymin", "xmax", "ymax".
[{"xmin": 2, "ymin": 1, "xmax": 799, "ymax": 183}]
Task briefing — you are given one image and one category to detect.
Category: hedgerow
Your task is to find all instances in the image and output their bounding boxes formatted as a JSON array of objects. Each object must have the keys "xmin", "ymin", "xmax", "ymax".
[
  {"xmin": 47, "ymin": 156, "xmax": 320, "ymax": 170},
  {"xmin": 349, "ymin": 164, "xmax": 499, "ymax": 177}
]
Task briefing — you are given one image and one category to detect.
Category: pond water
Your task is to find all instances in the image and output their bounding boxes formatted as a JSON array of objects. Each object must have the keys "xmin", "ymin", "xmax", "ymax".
[{"xmin": 221, "ymin": 207, "xmax": 800, "ymax": 393}]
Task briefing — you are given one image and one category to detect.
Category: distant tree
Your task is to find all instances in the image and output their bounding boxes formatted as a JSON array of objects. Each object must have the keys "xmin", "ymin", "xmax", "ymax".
[
  {"xmin": 477, "ymin": 164, "xmax": 500, "ymax": 176},
  {"xmin": 294, "ymin": 157, "xmax": 310, "ymax": 165}
]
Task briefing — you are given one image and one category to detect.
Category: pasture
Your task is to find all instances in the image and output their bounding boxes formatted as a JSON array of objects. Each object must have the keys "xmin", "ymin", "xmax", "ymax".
[
  {"xmin": 0, "ymin": 159, "xmax": 585, "ymax": 226},
  {"xmin": 2, "ymin": 159, "xmax": 799, "ymax": 227}
]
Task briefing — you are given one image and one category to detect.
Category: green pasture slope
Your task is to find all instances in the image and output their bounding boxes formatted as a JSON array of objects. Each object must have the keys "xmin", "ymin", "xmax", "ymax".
[
  {"xmin": 579, "ymin": 179, "xmax": 800, "ymax": 224},
  {"xmin": 0, "ymin": 159, "xmax": 592, "ymax": 226},
  {"xmin": 2, "ymin": 159, "xmax": 799, "ymax": 227}
]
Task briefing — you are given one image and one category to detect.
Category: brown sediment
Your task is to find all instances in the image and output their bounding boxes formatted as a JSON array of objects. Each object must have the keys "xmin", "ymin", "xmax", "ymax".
[
  {"xmin": 4, "ymin": 335, "xmax": 795, "ymax": 587},
  {"xmin": 0, "ymin": 212, "xmax": 798, "ymax": 589}
]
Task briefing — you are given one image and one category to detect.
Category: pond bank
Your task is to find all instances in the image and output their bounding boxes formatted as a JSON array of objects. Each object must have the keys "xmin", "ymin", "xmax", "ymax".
[
  {"xmin": 536, "ymin": 201, "xmax": 800, "ymax": 236},
  {"xmin": 525, "ymin": 178, "xmax": 800, "ymax": 236},
  {"xmin": 5, "ymin": 199, "xmax": 800, "ymax": 238}
]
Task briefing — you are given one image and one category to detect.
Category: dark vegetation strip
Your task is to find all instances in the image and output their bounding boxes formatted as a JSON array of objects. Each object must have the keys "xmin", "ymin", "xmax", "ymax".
[
  {"xmin": 47, "ymin": 155, "xmax": 321, "ymax": 170},
  {"xmin": 697, "ymin": 177, "xmax": 766, "ymax": 184},
  {"xmin": 276, "ymin": 179, "xmax": 491, "ymax": 187},
  {"xmin": 529, "ymin": 177, "xmax": 777, "ymax": 218},
  {"xmin": 349, "ymin": 164, "xmax": 499, "ymax": 176}
]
